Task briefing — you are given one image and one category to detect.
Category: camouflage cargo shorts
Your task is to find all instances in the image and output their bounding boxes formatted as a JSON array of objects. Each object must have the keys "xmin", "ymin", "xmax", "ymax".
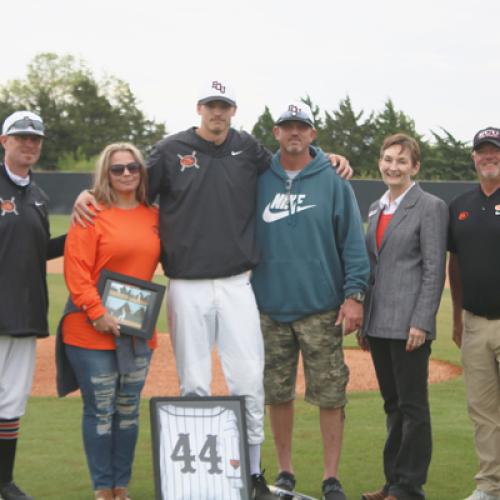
[{"xmin": 261, "ymin": 309, "xmax": 349, "ymax": 408}]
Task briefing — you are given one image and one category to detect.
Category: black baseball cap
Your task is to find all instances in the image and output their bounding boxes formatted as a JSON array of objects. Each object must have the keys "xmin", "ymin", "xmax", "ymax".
[{"xmin": 473, "ymin": 127, "xmax": 500, "ymax": 150}]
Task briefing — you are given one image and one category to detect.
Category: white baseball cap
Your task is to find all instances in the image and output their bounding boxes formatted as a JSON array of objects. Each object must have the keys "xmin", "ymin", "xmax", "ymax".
[
  {"xmin": 276, "ymin": 102, "xmax": 314, "ymax": 128},
  {"xmin": 2, "ymin": 111, "xmax": 45, "ymax": 137},
  {"xmin": 198, "ymin": 80, "xmax": 236, "ymax": 107}
]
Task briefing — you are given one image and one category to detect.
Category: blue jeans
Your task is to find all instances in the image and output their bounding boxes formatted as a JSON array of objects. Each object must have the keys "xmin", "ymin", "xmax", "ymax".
[{"xmin": 65, "ymin": 345, "xmax": 151, "ymax": 490}]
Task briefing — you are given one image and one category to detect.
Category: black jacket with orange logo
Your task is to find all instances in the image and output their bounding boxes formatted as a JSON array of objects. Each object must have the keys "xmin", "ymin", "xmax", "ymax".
[
  {"xmin": 147, "ymin": 128, "xmax": 272, "ymax": 279},
  {"xmin": 0, "ymin": 164, "xmax": 63, "ymax": 337}
]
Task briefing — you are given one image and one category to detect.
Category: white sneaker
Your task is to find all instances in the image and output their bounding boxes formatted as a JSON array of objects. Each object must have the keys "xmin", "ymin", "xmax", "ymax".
[{"xmin": 463, "ymin": 489, "xmax": 500, "ymax": 500}]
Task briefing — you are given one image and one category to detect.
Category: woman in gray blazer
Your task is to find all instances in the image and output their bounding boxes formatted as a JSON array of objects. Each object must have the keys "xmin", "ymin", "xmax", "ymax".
[{"xmin": 359, "ymin": 134, "xmax": 448, "ymax": 500}]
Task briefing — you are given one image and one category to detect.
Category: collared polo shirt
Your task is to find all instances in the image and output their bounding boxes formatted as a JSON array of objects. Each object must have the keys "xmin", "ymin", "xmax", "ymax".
[{"xmin": 448, "ymin": 185, "xmax": 500, "ymax": 317}]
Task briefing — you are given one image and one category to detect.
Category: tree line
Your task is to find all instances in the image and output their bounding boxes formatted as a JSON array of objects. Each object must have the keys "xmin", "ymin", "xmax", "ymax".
[
  {"xmin": 252, "ymin": 96, "xmax": 475, "ymax": 180},
  {"xmin": 0, "ymin": 53, "xmax": 166, "ymax": 170},
  {"xmin": 1, "ymin": 54, "xmax": 475, "ymax": 180}
]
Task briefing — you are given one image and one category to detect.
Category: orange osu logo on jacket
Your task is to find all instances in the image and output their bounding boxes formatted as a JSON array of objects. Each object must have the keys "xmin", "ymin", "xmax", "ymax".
[
  {"xmin": 458, "ymin": 211, "xmax": 469, "ymax": 221},
  {"xmin": 177, "ymin": 151, "xmax": 200, "ymax": 172},
  {"xmin": 0, "ymin": 197, "xmax": 18, "ymax": 216}
]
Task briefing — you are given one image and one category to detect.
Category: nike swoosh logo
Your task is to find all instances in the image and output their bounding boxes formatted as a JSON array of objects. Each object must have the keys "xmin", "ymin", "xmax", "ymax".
[
  {"xmin": 296, "ymin": 204, "xmax": 316, "ymax": 213},
  {"xmin": 231, "ymin": 150, "xmax": 243, "ymax": 156},
  {"xmin": 35, "ymin": 201, "xmax": 45, "ymax": 206},
  {"xmin": 262, "ymin": 204, "xmax": 316, "ymax": 223}
]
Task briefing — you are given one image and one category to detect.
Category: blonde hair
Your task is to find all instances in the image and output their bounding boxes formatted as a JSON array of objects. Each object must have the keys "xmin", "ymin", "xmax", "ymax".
[{"xmin": 92, "ymin": 143, "xmax": 148, "ymax": 206}]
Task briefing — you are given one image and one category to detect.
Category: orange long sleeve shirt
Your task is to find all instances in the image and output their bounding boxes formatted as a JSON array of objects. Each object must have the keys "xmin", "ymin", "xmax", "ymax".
[{"xmin": 62, "ymin": 204, "xmax": 161, "ymax": 350}]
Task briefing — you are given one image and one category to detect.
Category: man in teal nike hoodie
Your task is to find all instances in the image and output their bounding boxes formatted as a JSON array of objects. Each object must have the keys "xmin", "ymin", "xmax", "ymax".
[{"xmin": 251, "ymin": 102, "xmax": 369, "ymax": 500}]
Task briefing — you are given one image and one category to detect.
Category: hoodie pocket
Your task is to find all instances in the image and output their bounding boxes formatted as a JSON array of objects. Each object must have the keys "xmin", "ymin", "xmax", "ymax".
[{"xmin": 252, "ymin": 258, "xmax": 337, "ymax": 315}]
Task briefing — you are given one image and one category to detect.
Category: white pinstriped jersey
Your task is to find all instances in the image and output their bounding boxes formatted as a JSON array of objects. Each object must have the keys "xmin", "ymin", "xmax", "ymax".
[{"xmin": 159, "ymin": 405, "xmax": 244, "ymax": 500}]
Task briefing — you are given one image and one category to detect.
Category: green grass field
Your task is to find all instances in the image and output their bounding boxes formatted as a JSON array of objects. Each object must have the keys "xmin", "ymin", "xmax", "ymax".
[{"xmin": 17, "ymin": 216, "xmax": 476, "ymax": 499}]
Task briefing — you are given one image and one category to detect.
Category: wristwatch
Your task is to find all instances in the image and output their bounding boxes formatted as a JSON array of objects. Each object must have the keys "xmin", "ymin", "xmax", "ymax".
[{"xmin": 346, "ymin": 292, "xmax": 365, "ymax": 304}]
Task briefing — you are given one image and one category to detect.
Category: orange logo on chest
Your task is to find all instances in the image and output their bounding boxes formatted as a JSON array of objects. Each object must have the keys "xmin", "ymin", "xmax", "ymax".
[
  {"xmin": 0, "ymin": 197, "xmax": 18, "ymax": 216},
  {"xmin": 458, "ymin": 211, "xmax": 469, "ymax": 221},
  {"xmin": 177, "ymin": 151, "xmax": 200, "ymax": 172}
]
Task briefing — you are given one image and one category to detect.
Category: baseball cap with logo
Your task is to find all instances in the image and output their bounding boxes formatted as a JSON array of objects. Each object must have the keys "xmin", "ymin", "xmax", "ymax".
[
  {"xmin": 198, "ymin": 80, "xmax": 236, "ymax": 107},
  {"xmin": 473, "ymin": 127, "xmax": 500, "ymax": 150},
  {"xmin": 2, "ymin": 111, "xmax": 45, "ymax": 137},
  {"xmin": 276, "ymin": 102, "xmax": 314, "ymax": 128}
]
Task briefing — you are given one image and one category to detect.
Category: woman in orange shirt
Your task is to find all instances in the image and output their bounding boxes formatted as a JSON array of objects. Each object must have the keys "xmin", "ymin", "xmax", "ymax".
[{"xmin": 59, "ymin": 143, "xmax": 160, "ymax": 500}]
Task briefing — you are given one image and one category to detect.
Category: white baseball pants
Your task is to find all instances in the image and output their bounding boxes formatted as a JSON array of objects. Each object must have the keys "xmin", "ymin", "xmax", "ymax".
[
  {"xmin": 168, "ymin": 272, "xmax": 265, "ymax": 444},
  {"xmin": 0, "ymin": 336, "xmax": 36, "ymax": 419}
]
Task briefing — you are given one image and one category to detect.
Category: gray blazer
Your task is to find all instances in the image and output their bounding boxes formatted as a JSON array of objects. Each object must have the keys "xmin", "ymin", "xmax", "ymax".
[{"xmin": 362, "ymin": 184, "xmax": 448, "ymax": 340}]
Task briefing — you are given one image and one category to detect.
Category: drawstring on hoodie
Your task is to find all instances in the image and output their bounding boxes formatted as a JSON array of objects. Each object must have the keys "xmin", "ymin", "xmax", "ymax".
[{"xmin": 285, "ymin": 176, "xmax": 300, "ymax": 227}]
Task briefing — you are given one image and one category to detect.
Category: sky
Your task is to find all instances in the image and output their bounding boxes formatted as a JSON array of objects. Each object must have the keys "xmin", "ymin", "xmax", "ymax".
[{"xmin": 3, "ymin": 0, "xmax": 499, "ymax": 144}]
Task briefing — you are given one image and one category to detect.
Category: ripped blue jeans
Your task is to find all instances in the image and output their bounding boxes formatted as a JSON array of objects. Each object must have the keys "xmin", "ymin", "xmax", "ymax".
[{"xmin": 65, "ymin": 345, "xmax": 151, "ymax": 490}]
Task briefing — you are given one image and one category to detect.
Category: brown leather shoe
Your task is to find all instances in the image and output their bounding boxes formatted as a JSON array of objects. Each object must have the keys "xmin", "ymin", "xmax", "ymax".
[
  {"xmin": 361, "ymin": 489, "xmax": 387, "ymax": 500},
  {"xmin": 384, "ymin": 496, "xmax": 398, "ymax": 500},
  {"xmin": 95, "ymin": 489, "xmax": 114, "ymax": 500},
  {"xmin": 113, "ymin": 487, "xmax": 131, "ymax": 500}
]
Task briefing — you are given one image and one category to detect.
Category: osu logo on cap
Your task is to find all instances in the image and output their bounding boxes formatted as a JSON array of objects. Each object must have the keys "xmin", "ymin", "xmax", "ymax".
[
  {"xmin": 177, "ymin": 151, "xmax": 200, "ymax": 172},
  {"xmin": 212, "ymin": 81, "xmax": 226, "ymax": 94},
  {"xmin": 0, "ymin": 197, "xmax": 18, "ymax": 216},
  {"xmin": 458, "ymin": 211, "xmax": 469, "ymax": 221}
]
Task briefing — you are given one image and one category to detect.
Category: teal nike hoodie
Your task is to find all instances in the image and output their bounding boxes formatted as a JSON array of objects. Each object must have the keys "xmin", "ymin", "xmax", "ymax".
[{"xmin": 251, "ymin": 147, "xmax": 369, "ymax": 323}]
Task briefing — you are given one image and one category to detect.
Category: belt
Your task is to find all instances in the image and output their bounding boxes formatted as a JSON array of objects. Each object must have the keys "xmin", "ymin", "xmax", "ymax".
[
  {"xmin": 475, "ymin": 313, "xmax": 500, "ymax": 320},
  {"xmin": 465, "ymin": 309, "xmax": 500, "ymax": 320}
]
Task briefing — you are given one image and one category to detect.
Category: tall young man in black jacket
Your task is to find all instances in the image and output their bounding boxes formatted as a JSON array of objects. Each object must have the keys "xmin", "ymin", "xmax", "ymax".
[{"xmin": 74, "ymin": 81, "xmax": 351, "ymax": 499}]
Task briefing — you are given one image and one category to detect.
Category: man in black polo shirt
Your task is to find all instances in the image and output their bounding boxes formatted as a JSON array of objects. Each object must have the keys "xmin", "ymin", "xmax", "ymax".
[{"xmin": 448, "ymin": 127, "xmax": 500, "ymax": 500}]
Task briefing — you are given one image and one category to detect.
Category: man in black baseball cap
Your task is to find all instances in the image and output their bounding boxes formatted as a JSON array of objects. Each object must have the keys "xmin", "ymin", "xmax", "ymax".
[
  {"xmin": 472, "ymin": 127, "xmax": 500, "ymax": 150},
  {"xmin": 449, "ymin": 127, "xmax": 500, "ymax": 500}
]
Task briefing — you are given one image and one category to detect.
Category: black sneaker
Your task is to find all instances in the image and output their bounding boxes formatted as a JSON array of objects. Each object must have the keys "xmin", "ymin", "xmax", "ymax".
[
  {"xmin": 322, "ymin": 476, "xmax": 346, "ymax": 500},
  {"xmin": 275, "ymin": 471, "xmax": 296, "ymax": 492},
  {"xmin": 251, "ymin": 472, "xmax": 276, "ymax": 500},
  {"xmin": 0, "ymin": 482, "xmax": 34, "ymax": 500}
]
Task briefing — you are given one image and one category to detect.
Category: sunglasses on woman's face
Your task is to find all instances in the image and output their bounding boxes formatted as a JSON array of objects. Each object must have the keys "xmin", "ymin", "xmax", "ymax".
[{"xmin": 109, "ymin": 162, "xmax": 141, "ymax": 176}]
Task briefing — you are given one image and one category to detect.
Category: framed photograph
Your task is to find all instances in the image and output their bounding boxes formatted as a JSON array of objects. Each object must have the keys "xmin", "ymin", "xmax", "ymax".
[
  {"xmin": 150, "ymin": 396, "xmax": 251, "ymax": 500},
  {"xmin": 97, "ymin": 269, "xmax": 165, "ymax": 340}
]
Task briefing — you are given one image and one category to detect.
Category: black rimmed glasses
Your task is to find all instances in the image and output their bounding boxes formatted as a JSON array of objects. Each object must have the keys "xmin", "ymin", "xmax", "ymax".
[{"xmin": 109, "ymin": 162, "xmax": 141, "ymax": 176}]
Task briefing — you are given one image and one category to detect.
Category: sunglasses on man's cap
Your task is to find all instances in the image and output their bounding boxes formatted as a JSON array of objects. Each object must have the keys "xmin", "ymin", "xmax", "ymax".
[{"xmin": 6, "ymin": 117, "xmax": 45, "ymax": 136}]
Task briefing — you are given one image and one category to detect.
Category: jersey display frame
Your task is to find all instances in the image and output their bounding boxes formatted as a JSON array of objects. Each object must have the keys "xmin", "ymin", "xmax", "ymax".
[
  {"xmin": 97, "ymin": 269, "xmax": 166, "ymax": 339},
  {"xmin": 150, "ymin": 396, "xmax": 251, "ymax": 500}
]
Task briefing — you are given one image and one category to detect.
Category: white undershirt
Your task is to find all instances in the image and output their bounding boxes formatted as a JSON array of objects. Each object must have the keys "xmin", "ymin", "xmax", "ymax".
[
  {"xmin": 285, "ymin": 169, "xmax": 301, "ymax": 179},
  {"xmin": 379, "ymin": 182, "xmax": 415, "ymax": 215},
  {"xmin": 4, "ymin": 163, "xmax": 30, "ymax": 187}
]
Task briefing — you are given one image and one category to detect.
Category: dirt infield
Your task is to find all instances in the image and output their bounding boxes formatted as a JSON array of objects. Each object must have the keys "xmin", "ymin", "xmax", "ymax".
[
  {"xmin": 42, "ymin": 257, "xmax": 460, "ymax": 396},
  {"xmin": 31, "ymin": 335, "xmax": 461, "ymax": 397}
]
